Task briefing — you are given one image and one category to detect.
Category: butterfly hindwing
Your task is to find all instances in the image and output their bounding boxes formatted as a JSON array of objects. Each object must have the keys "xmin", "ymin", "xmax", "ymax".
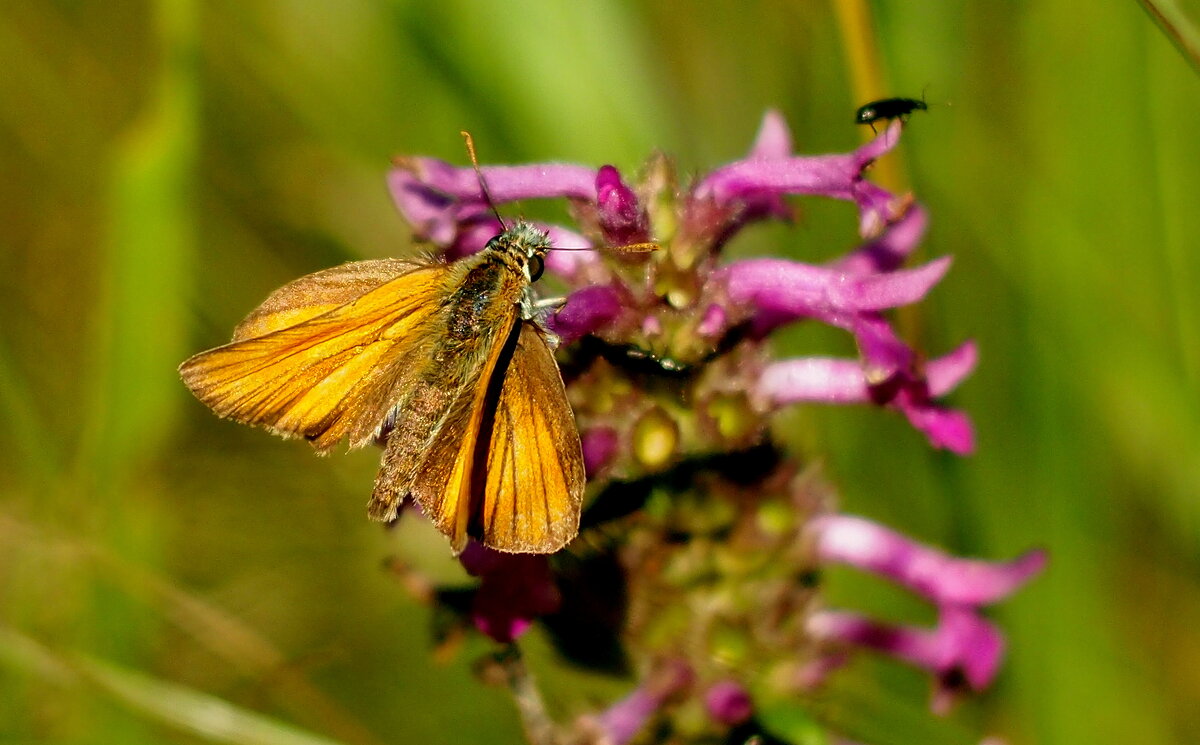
[{"xmin": 477, "ymin": 322, "xmax": 584, "ymax": 553}]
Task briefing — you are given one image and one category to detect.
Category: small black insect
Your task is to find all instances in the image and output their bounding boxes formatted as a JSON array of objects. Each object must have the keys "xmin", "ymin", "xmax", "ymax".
[{"xmin": 855, "ymin": 95, "xmax": 928, "ymax": 133}]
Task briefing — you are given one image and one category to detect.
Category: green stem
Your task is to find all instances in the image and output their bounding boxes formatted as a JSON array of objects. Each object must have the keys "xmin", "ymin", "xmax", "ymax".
[{"xmin": 831, "ymin": 0, "xmax": 908, "ymax": 193}]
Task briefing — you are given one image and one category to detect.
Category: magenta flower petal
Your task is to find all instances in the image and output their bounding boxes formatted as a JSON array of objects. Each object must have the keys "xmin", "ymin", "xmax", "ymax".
[
  {"xmin": 704, "ymin": 680, "xmax": 753, "ymax": 725},
  {"xmin": 459, "ymin": 542, "xmax": 560, "ymax": 644},
  {"xmin": 926, "ymin": 342, "xmax": 979, "ymax": 396},
  {"xmin": 547, "ymin": 285, "xmax": 624, "ymax": 344},
  {"xmin": 809, "ymin": 515, "xmax": 1048, "ymax": 606},
  {"xmin": 854, "ymin": 182, "xmax": 897, "ymax": 238},
  {"xmin": 748, "ymin": 109, "xmax": 794, "ymax": 159},
  {"xmin": 755, "ymin": 344, "xmax": 977, "ymax": 453},
  {"xmin": 720, "ymin": 256, "xmax": 951, "ymax": 336},
  {"xmin": 721, "ymin": 253, "xmax": 959, "ymax": 426},
  {"xmin": 754, "ymin": 357, "xmax": 870, "ymax": 405},
  {"xmin": 443, "ymin": 217, "xmax": 504, "ymax": 260},
  {"xmin": 848, "ymin": 315, "xmax": 916, "ymax": 384},
  {"xmin": 388, "ymin": 157, "xmax": 598, "ymax": 245},
  {"xmin": 581, "ymin": 426, "xmax": 620, "ymax": 477},
  {"xmin": 894, "ymin": 390, "xmax": 976, "ymax": 455},
  {"xmin": 851, "ymin": 257, "xmax": 951, "ymax": 308},
  {"xmin": 807, "ymin": 610, "xmax": 917, "ymax": 659},
  {"xmin": 832, "ymin": 203, "xmax": 929, "ymax": 274},
  {"xmin": 807, "ymin": 606, "xmax": 1005, "ymax": 713},
  {"xmin": 393, "ymin": 157, "xmax": 597, "ymax": 203},
  {"xmin": 937, "ymin": 607, "xmax": 1005, "ymax": 692},
  {"xmin": 695, "ymin": 121, "xmax": 901, "ymax": 208},
  {"xmin": 542, "ymin": 225, "xmax": 600, "ymax": 280},
  {"xmin": 594, "ymin": 662, "xmax": 693, "ymax": 745},
  {"xmin": 696, "ymin": 303, "xmax": 727, "ymax": 338},
  {"xmin": 543, "ymin": 224, "xmax": 593, "ymax": 249},
  {"xmin": 595, "ymin": 686, "xmax": 661, "ymax": 745},
  {"xmin": 459, "ymin": 162, "xmax": 598, "ymax": 201},
  {"xmin": 853, "ymin": 120, "xmax": 905, "ymax": 166},
  {"xmin": 697, "ymin": 153, "xmax": 863, "ymax": 205},
  {"xmin": 733, "ymin": 110, "xmax": 797, "ymax": 221},
  {"xmin": 388, "ymin": 166, "xmax": 483, "ymax": 244},
  {"xmin": 596, "ymin": 165, "xmax": 650, "ymax": 246}
]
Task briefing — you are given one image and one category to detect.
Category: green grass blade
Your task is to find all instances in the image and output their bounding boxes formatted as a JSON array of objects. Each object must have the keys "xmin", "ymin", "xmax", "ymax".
[
  {"xmin": 0, "ymin": 625, "xmax": 348, "ymax": 745},
  {"xmin": 76, "ymin": 0, "xmax": 198, "ymax": 487}
]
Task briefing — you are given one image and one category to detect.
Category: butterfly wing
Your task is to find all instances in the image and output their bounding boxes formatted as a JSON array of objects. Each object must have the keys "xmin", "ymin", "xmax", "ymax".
[
  {"xmin": 372, "ymin": 320, "xmax": 583, "ymax": 554},
  {"xmin": 477, "ymin": 322, "xmax": 584, "ymax": 553},
  {"xmin": 367, "ymin": 313, "xmax": 522, "ymax": 546},
  {"xmin": 229, "ymin": 259, "xmax": 418, "ymax": 340},
  {"xmin": 179, "ymin": 259, "xmax": 448, "ymax": 452}
]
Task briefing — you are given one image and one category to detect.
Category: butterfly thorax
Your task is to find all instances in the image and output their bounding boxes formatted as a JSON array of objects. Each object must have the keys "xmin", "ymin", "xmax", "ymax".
[
  {"xmin": 433, "ymin": 223, "xmax": 550, "ymax": 368},
  {"xmin": 444, "ymin": 222, "xmax": 549, "ymax": 327}
]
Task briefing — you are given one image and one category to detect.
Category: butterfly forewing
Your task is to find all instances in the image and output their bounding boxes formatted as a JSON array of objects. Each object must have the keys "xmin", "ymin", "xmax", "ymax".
[
  {"xmin": 479, "ymin": 323, "xmax": 584, "ymax": 553},
  {"xmin": 179, "ymin": 260, "xmax": 448, "ymax": 451},
  {"xmin": 231, "ymin": 259, "xmax": 420, "ymax": 340}
]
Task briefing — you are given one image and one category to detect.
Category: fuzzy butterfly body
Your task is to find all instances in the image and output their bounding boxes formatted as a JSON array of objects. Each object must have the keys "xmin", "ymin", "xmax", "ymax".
[{"xmin": 179, "ymin": 221, "xmax": 584, "ymax": 554}]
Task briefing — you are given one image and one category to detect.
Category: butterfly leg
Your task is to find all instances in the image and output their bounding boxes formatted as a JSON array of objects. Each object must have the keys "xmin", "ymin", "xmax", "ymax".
[{"xmin": 530, "ymin": 296, "xmax": 567, "ymax": 311}]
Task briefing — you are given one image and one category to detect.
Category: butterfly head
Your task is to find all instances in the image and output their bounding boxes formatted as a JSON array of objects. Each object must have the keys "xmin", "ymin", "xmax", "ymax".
[{"xmin": 487, "ymin": 221, "xmax": 552, "ymax": 282}]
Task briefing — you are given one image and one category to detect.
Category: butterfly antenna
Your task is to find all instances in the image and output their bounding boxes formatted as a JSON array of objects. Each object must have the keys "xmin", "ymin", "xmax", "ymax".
[{"xmin": 460, "ymin": 131, "xmax": 507, "ymax": 231}]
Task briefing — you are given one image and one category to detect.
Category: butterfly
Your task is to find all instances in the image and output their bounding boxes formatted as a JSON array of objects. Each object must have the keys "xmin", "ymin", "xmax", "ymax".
[{"xmin": 179, "ymin": 219, "xmax": 586, "ymax": 554}]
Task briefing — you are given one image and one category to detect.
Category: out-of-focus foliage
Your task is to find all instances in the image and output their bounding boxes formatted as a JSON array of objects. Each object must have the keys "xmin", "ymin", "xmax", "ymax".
[{"xmin": 1, "ymin": 1, "xmax": 1197, "ymax": 744}]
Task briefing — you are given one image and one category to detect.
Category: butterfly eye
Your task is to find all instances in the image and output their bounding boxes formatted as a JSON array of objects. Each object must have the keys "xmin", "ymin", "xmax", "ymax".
[
  {"xmin": 484, "ymin": 236, "xmax": 502, "ymax": 251},
  {"xmin": 528, "ymin": 255, "xmax": 545, "ymax": 282}
]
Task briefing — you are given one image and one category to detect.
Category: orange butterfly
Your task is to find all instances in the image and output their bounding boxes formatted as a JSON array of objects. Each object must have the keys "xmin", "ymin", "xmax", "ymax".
[{"xmin": 179, "ymin": 221, "xmax": 585, "ymax": 554}]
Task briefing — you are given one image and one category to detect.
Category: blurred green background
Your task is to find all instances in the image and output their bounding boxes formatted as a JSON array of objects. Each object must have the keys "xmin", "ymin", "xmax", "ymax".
[{"xmin": 3, "ymin": 1, "xmax": 1199, "ymax": 743}]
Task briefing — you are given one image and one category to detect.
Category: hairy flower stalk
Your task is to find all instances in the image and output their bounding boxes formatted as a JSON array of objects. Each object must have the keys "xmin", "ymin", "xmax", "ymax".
[{"xmin": 385, "ymin": 112, "xmax": 1043, "ymax": 744}]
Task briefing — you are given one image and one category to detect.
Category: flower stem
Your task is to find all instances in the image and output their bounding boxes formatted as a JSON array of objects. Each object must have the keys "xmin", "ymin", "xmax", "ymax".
[
  {"xmin": 832, "ymin": 0, "xmax": 926, "ymax": 344},
  {"xmin": 831, "ymin": 0, "xmax": 908, "ymax": 193},
  {"xmin": 489, "ymin": 647, "xmax": 559, "ymax": 745}
]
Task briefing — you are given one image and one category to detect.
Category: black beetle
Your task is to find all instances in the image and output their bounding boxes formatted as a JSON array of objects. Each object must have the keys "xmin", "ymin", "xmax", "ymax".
[{"xmin": 855, "ymin": 95, "xmax": 928, "ymax": 133}]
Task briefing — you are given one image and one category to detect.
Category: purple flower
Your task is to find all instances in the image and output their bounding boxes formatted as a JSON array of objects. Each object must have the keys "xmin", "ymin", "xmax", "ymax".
[
  {"xmin": 747, "ymin": 109, "xmax": 794, "ymax": 159},
  {"xmin": 720, "ymin": 256, "xmax": 952, "ymax": 335},
  {"xmin": 704, "ymin": 680, "xmax": 754, "ymax": 725},
  {"xmin": 388, "ymin": 112, "xmax": 907, "ymax": 261},
  {"xmin": 389, "ymin": 158, "xmax": 595, "ymax": 243},
  {"xmin": 388, "ymin": 112, "xmax": 971, "ymax": 454},
  {"xmin": 581, "ymin": 426, "xmax": 621, "ymax": 477},
  {"xmin": 458, "ymin": 542, "xmax": 561, "ymax": 644},
  {"xmin": 588, "ymin": 661, "xmax": 693, "ymax": 745},
  {"xmin": 833, "ymin": 201, "xmax": 928, "ymax": 274},
  {"xmin": 382, "ymin": 112, "xmax": 1044, "ymax": 743},
  {"xmin": 807, "ymin": 607, "xmax": 1005, "ymax": 715},
  {"xmin": 546, "ymin": 284, "xmax": 625, "ymax": 345},
  {"xmin": 595, "ymin": 165, "xmax": 651, "ymax": 246},
  {"xmin": 718, "ymin": 255, "xmax": 963, "ymax": 437},
  {"xmin": 805, "ymin": 514, "xmax": 1045, "ymax": 710},
  {"xmin": 694, "ymin": 117, "xmax": 904, "ymax": 237},
  {"xmin": 810, "ymin": 515, "xmax": 1047, "ymax": 606},
  {"xmin": 754, "ymin": 342, "xmax": 979, "ymax": 455}
]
